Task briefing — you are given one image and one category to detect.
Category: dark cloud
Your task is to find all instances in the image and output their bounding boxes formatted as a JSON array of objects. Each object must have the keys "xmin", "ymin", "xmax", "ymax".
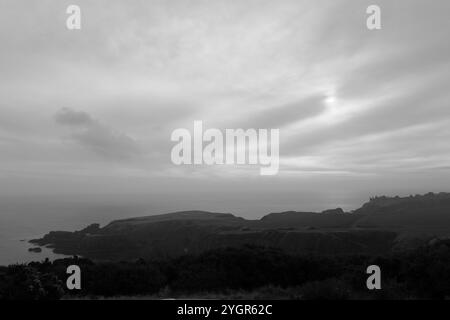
[
  {"xmin": 55, "ymin": 108, "xmax": 94, "ymax": 126},
  {"xmin": 55, "ymin": 108, "xmax": 140, "ymax": 160}
]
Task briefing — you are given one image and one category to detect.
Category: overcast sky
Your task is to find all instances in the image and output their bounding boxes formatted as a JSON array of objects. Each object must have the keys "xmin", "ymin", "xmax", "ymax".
[{"xmin": 0, "ymin": 0, "xmax": 449, "ymax": 216}]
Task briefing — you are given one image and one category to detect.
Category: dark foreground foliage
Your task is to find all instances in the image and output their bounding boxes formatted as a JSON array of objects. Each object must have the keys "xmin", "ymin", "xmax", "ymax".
[{"xmin": 1, "ymin": 240, "xmax": 450, "ymax": 300}]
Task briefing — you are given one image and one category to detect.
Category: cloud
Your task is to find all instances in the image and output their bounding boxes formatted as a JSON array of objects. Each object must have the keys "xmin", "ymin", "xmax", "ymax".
[
  {"xmin": 238, "ymin": 95, "xmax": 328, "ymax": 129},
  {"xmin": 55, "ymin": 108, "xmax": 140, "ymax": 160},
  {"xmin": 1, "ymin": 0, "xmax": 450, "ymax": 211},
  {"xmin": 55, "ymin": 108, "xmax": 94, "ymax": 126}
]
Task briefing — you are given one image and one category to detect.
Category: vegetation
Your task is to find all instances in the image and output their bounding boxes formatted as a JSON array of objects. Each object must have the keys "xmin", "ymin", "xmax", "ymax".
[{"xmin": 1, "ymin": 239, "xmax": 450, "ymax": 300}]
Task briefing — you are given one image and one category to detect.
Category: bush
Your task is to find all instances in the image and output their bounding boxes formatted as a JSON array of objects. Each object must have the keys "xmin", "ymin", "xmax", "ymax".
[{"xmin": 0, "ymin": 265, "xmax": 64, "ymax": 300}]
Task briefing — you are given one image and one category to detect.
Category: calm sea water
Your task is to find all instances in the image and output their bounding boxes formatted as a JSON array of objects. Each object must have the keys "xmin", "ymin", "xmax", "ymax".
[{"xmin": 0, "ymin": 196, "xmax": 159, "ymax": 265}]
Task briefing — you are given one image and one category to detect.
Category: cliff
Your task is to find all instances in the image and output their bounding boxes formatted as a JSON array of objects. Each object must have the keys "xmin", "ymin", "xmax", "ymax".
[{"xmin": 30, "ymin": 193, "xmax": 450, "ymax": 261}]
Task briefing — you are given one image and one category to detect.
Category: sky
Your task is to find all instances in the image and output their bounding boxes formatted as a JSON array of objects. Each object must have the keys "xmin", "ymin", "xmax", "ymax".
[{"xmin": 0, "ymin": 0, "xmax": 449, "ymax": 216}]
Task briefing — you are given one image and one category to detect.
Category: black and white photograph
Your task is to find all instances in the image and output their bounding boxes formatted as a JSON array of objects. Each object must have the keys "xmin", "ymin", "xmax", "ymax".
[{"xmin": 1, "ymin": 0, "xmax": 450, "ymax": 309}]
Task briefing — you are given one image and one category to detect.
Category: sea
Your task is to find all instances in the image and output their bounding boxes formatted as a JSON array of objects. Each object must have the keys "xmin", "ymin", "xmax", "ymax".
[{"xmin": 0, "ymin": 195, "xmax": 159, "ymax": 265}]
